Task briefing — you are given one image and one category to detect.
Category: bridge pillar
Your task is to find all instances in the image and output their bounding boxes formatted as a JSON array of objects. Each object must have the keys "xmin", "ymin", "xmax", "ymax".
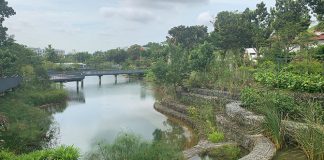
[
  {"xmin": 76, "ymin": 81, "xmax": 79, "ymax": 93},
  {"xmin": 99, "ymin": 75, "xmax": 102, "ymax": 86},
  {"xmin": 114, "ymin": 75, "xmax": 117, "ymax": 84},
  {"xmin": 81, "ymin": 80, "xmax": 84, "ymax": 88}
]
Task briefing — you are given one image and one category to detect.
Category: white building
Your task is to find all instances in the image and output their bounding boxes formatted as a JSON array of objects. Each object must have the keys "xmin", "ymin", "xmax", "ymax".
[
  {"xmin": 29, "ymin": 48, "xmax": 45, "ymax": 55},
  {"xmin": 315, "ymin": 32, "xmax": 324, "ymax": 46},
  {"xmin": 244, "ymin": 48, "xmax": 258, "ymax": 62}
]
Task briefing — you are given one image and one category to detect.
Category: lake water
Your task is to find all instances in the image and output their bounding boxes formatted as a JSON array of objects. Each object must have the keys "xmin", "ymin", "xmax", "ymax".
[{"xmin": 52, "ymin": 76, "xmax": 194, "ymax": 153}]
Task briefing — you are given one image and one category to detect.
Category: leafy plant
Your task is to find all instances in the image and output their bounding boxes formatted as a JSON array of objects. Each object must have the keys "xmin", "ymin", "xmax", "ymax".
[
  {"xmin": 262, "ymin": 107, "xmax": 285, "ymax": 149},
  {"xmin": 208, "ymin": 131, "xmax": 225, "ymax": 143},
  {"xmin": 0, "ymin": 146, "xmax": 80, "ymax": 160},
  {"xmin": 85, "ymin": 132, "xmax": 183, "ymax": 160},
  {"xmin": 207, "ymin": 144, "xmax": 240, "ymax": 160}
]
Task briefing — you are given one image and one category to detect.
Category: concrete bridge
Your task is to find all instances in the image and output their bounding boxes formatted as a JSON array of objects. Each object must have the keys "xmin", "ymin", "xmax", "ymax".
[
  {"xmin": 49, "ymin": 69, "xmax": 146, "ymax": 91},
  {"xmin": 0, "ymin": 70, "xmax": 145, "ymax": 93}
]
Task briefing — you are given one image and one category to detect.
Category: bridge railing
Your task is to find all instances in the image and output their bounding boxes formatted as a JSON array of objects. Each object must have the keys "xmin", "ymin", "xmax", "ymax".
[
  {"xmin": 48, "ymin": 71, "xmax": 85, "ymax": 81},
  {"xmin": 83, "ymin": 69, "xmax": 145, "ymax": 75}
]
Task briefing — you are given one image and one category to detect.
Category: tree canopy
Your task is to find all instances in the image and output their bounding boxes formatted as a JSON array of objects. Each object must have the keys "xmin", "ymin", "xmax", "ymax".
[{"xmin": 0, "ymin": 0, "xmax": 15, "ymax": 46}]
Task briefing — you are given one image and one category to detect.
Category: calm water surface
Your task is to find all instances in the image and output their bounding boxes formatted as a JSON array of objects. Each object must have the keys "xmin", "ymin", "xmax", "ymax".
[{"xmin": 52, "ymin": 76, "xmax": 193, "ymax": 153}]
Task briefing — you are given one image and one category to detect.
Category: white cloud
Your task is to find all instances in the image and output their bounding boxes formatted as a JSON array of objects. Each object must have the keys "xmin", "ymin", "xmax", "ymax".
[
  {"xmin": 197, "ymin": 11, "xmax": 213, "ymax": 25},
  {"xmin": 99, "ymin": 7, "xmax": 155, "ymax": 23}
]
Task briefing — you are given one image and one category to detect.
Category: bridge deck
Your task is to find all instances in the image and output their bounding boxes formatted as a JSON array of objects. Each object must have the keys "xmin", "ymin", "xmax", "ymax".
[{"xmin": 49, "ymin": 70, "xmax": 145, "ymax": 82}]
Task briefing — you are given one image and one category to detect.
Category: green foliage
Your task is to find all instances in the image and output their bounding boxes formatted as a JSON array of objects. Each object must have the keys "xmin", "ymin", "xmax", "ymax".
[
  {"xmin": 0, "ymin": 48, "xmax": 17, "ymax": 76},
  {"xmin": 0, "ymin": 86, "xmax": 67, "ymax": 153},
  {"xmin": 85, "ymin": 133, "xmax": 183, "ymax": 160},
  {"xmin": 290, "ymin": 103, "xmax": 324, "ymax": 160},
  {"xmin": 254, "ymin": 71, "xmax": 324, "ymax": 93},
  {"xmin": 0, "ymin": 0, "xmax": 16, "ymax": 46},
  {"xmin": 284, "ymin": 59, "xmax": 323, "ymax": 75},
  {"xmin": 189, "ymin": 42, "xmax": 214, "ymax": 71},
  {"xmin": 44, "ymin": 45, "xmax": 61, "ymax": 63},
  {"xmin": 315, "ymin": 21, "xmax": 324, "ymax": 31},
  {"xmin": 184, "ymin": 71, "xmax": 210, "ymax": 89},
  {"xmin": 240, "ymin": 87, "xmax": 301, "ymax": 120},
  {"xmin": 0, "ymin": 43, "xmax": 47, "ymax": 79},
  {"xmin": 167, "ymin": 25, "xmax": 208, "ymax": 50},
  {"xmin": 207, "ymin": 145, "xmax": 241, "ymax": 160},
  {"xmin": 211, "ymin": 11, "xmax": 253, "ymax": 53},
  {"xmin": 262, "ymin": 107, "xmax": 284, "ymax": 149},
  {"xmin": 28, "ymin": 89, "xmax": 67, "ymax": 106},
  {"xmin": 207, "ymin": 131, "xmax": 225, "ymax": 143},
  {"xmin": 272, "ymin": 0, "xmax": 311, "ymax": 52},
  {"xmin": 0, "ymin": 146, "xmax": 79, "ymax": 160}
]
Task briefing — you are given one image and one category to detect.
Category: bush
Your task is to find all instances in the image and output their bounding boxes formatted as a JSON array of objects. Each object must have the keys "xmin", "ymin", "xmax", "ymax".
[
  {"xmin": 241, "ymin": 87, "xmax": 302, "ymax": 120},
  {"xmin": 29, "ymin": 89, "xmax": 68, "ymax": 106},
  {"xmin": 207, "ymin": 145, "xmax": 241, "ymax": 160},
  {"xmin": 290, "ymin": 104, "xmax": 324, "ymax": 160},
  {"xmin": 262, "ymin": 107, "xmax": 284, "ymax": 149},
  {"xmin": 208, "ymin": 131, "xmax": 225, "ymax": 143},
  {"xmin": 0, "ymin": 146, "xmax": 79, "ymax": 160},
  {"xmin": 85, "ymin": 133, "xmax": 183, "ymax": 160},
  {"xmin": 254, "ymin": 71, "xmax": 324, "ymax": 93}
]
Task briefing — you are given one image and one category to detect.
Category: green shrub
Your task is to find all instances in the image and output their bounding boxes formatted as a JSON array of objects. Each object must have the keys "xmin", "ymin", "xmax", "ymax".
[
  {"xmin": 208, "ymin": 131, "xmax": 224, "ymax": 143},
  {"xmin": 207, "ymin": 145, "xmax": 241, "ymax": 160},
  {"xmin": 284, "ymin": 59, "xmax": 323, "ymax": 75},
  {"xmin": 291, "ymin": 103, "xmax": 324, "ymax": 160},
  {"xmin": 85, "ymin": 133, "xmax": 183, "ymax": 160},
  {"xmin": 0, "ymin": 146, "xmax": 80, "ymax": 160},
  {"xmin": 241, "ymin": 87, "xmax": 302, "ymax": 120},
  {"xmin": 262, "ymin": 107, "xmax": 284, "ymax": 149},
  {"xmin": 254, "ymin": 71, "xmax": 324, "ymax": 93},
  {"xmin": 29, "ymin": 89, "xmax": 68, "ymax": 106}
]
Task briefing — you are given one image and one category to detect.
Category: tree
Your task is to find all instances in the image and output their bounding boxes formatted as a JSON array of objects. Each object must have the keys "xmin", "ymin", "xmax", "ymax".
[
  {"xmin": 244, "ymin": 2, "xmax": 274, "ymax": 54},
  {"xmin": 0, "ymin": 49, "xmax": 16, "ymax": 76},
  {"xmin": 189, "ymin": 42, "xmax": 214, "ymax": 72},
  {"xmin": 211, "ymin": 11, "xmax": 253, "ymax": 59},
  {"xmin": 74, "ymin": 52, "xmax": 91, "ymax": 63},
  {"xmin": 304, "ymin": 0, "xmax": 324, "ymax": 21},
  {"xmin": 127, "ymin": 44, "xmax": 144, "ymax": 61},
  {"xmin": 271, "ymin": 0, "xmax": 311, "ymax": 53},
  {"xmin": 167, "ymin": 25, "xmax": 208, "ymax": 50},
  {"xmin": 0, "ymin": 0, "xmax": 15, "ymax": 46},
  {"xmin": 143, "ymin": 42, "xmax": 168, "ymax": 62},
  {"xmin": 45, "ymin": 45, "xmax": 60, "ymax": 63}
]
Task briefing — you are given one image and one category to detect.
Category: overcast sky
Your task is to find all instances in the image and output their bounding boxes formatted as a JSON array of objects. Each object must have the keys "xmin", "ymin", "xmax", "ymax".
[{"xmin": 5, "ymin": 0, "xmax": 275, "ymax": 53}]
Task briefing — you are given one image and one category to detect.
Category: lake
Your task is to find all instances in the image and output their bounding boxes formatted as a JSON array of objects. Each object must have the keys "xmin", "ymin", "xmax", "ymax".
[{"xmin": 52, "ymin": 76, "xmax": 194, "ymax": 153}]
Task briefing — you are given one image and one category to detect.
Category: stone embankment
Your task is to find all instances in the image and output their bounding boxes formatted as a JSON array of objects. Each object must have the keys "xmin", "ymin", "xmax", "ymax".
[
  {"xmin": 154, "ymin": 101, "xmax": 237, "ymax": 159},
  {"xmin": 183, "ymin": 140, "xmax": 236, "ymax": 159},
  {"xmin": 179, "ymin": 88, "xmax": 277, "ymax": 160}
]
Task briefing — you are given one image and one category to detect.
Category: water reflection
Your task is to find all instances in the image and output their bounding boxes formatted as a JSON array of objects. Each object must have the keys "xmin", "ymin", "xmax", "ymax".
[
  {"xmin": 51, "ymin": 76, "xmax": 193, "ymax": 153},
  {"xmin": 67, "ymin": 90, "xmax": 85, "ymax": 103}
]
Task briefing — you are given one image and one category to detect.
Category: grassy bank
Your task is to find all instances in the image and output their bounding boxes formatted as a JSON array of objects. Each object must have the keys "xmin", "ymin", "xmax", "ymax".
[{"xmin": 0, "ymin": 85, "xmax": 68, "ymax": 154}]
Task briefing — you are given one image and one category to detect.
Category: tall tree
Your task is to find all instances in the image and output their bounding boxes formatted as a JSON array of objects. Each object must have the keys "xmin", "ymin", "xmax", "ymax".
[
  {"xmin": 304, "ymin": 0, "xmax": 324, "ymax": 21},
  {"xmin": 271, "ymin": 0, "xmax": 311, "ymax": 53},
  {"xmin": 0, "ymin": 0, "xmax": 15, "ymax": 46},
  {"xmin": 167, "ymin": 25, "xmax": 208, "ymax": 50},
  {"xmin": 189, "ymin": 42, "xmax": 214, "ymax": 72},
  {"xmin": 45, "ymin": 45, "xmax": 60, "ymax": 63},
  {"xmin": 211, "ymin": 11, "xmax": 253, "ymax": 59},
  {"xmin": 244, "ymin": 2, "xmax": 274, "ymax": 54}
]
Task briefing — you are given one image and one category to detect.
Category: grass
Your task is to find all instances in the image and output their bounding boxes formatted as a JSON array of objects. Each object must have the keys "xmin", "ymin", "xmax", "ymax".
[
  {"xmin": 0, "ymin": 85, "xmax": 68, "ymax": 153},
  {"xmin": 290, "ymin": 103, "xmax": 324, "ymax": 160},
  {"xmin": 0, "ymin": 146, "xmax": 79, "ymax": 160},
  {"xmin": 85, "ymin": 132, "xmax": 184, "ymax": 160},
  {"xmin": 262, "ymin": 107, "xmax": 285, "ymax": 149}
]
